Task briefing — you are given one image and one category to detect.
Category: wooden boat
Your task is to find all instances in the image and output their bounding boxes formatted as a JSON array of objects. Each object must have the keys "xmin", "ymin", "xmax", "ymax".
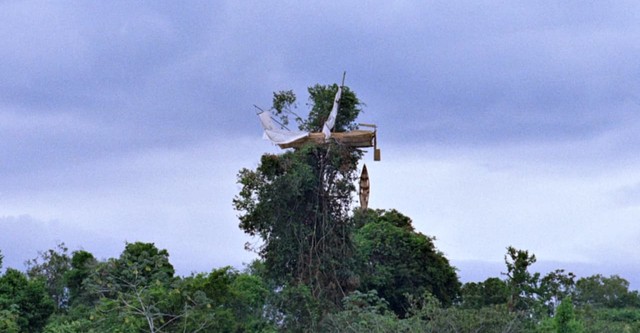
[
  {"xmin": 278, "ymin": 129, "xmax": 375, "ymax": 149},
  {"xmin": 257, "ymin": 84, "xmax": 380, "ymax": 161},
  {"xmin": 275, "ymin": 126, "xmax": 380, "ymax": 161},
  {"xmin": 359, "ymin": 164, "xmax": 370, "ymax": 210}
]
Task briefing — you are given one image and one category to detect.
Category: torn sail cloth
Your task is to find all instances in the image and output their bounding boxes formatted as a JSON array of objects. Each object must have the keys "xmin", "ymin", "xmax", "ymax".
[
  {"xmin": 258, "ymin": 111, "xmax": 308, "ymax": 145},
  {"xmin": 322, "ymin": 86, "xmax": 342, "ymax": 140},
  {"xmin": 258, "ymin": 86, "xmax": 342, "ymax": 145}
]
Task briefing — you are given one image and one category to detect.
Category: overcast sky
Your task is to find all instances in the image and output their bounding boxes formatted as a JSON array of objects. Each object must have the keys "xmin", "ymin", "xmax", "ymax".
[{"xmin": 2, "ymin": 1, "xmax": 640, "ymax": 288}]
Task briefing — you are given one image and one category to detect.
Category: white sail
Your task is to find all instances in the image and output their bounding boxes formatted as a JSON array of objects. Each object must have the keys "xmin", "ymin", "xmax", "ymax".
[
  {"xmin": 258, "ymin": 111, "xmax": 309, "ymax": 145},
  {"xmin": 322, "ymin": 86, "xmax": 342, "ymax": 140}
]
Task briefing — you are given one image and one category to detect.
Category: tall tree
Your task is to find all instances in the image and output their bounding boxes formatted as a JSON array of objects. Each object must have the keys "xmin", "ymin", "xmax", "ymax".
[
  {"xmin": 86, "ymin": 242, "xmax": 183, "ymax": 333},
  {"xmin": 25, "ymin": 242, "xmax": 71, "ymax": 312},
  {"xmin": 503, "ymin": 246, "xmax": 540, "ymax": 313},
  {"xmin": 539, "ymin": 269, "xmax": 576, "ymax": 315},
  {"xmin": 234, "ymin": 83, "xmax": 364, "ymax": 315},
  {"xmin": 64, "ymin": 250, "xmax": 97, "ymax": 307}
]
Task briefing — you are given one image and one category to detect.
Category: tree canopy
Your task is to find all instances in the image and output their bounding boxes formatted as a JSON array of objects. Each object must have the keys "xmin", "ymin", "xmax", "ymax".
[
  {"xmin": 271, "ymin": 84, "xmax": 363, "ymax": 133},
  {"xmin": 1, "ymin": 241, "xmax": 639, "ymax": 332},
  {"xmin": 353, "ymin": 209, "xmax": 460, "ymax": 316}
]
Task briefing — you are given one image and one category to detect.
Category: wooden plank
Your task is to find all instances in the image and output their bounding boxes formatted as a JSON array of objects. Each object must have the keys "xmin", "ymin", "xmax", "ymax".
[{"xmin": 277, "ymin": 130, "xmax": 376, "ymax": 149}]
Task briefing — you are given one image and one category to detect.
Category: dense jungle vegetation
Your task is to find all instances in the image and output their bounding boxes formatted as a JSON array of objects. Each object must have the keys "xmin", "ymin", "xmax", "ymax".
[
  {"xmin": 2, "ymin": 240, "xmax": 639, "ymax": 332},
  {"xmin": 2, "ymin": 84, "xmax": 638, "ymax": 332}
]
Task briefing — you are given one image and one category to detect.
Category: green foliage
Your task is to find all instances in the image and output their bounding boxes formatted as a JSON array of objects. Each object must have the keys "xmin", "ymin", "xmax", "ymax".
[
  {"xmin": 43, "ymin": 321, "xmax": 91, "ymax": 333},
  {"xmin": 235, "ymin": 84, "xmax": 365, "ymax": 312},
  {"xmin": 116, "ymin": 242, "xmax": 175, "ymax": 285},
  {"xmin": 323, "ymin": 291, "xmax": 528, "ymax": 333},
  {"xmin": 504, "ymin": 246, "xmax": 540, "ymax": 313},
  {"xmin": 301, "ymin": 84, "xmax": 362, "ymax": 132},
  {"xmin": 270, "ymin": 284, "xmax": 323, "ymax": 332},
  {"xmin": 354, "ymin": 209, "xmax": 461, "ymax": 317},
  {"xmin": 26, "ymin": 242, "xmax": 71, "ymax": 312},
  {"xmin": 0, "ymin": 268, "xmax": 55, "ymax": 333},
  {"xmin": 321, "ymin": 290, "xmax": 407, "ymax": 333},
  {"xmin": 269, "ymin": 84, "xmax": 363, "ymax": 134},
  {"xmin": 405, "ymin": 292, "xmax": 528, "ymax": 333},
  {"xmin": 574, "ymin": 274, "xmax": 638, "ymax": 308},
  {"xmin": 0, "ymin": 305, "xmax": 20, "ymax": 333},
  {"xmin": 42, "ymin": 305, "xmax": 94, "ymax": 333},
  {"xmin": 240, "ymin": 82, "xmax": 466, "ymax": 327},
  {"xmin": 578, "ymin": 307, "xmax": 640, "ymax": 333},
  {"xmin": 43, "ymin": 317, "xmax": 92, "ymax": 333},
  {"xmin": 554, "ymin": 297, "xmax": 584, "ymax": 333},
  {"xmin": 60, "ymin": 246, "xmax": 275, "ymax": 333},
  {"xmin": 230, "ymin": 273, "xmax": 276, "ymax": 332},
  {"xmin": 235, "ymin": 145, "xmax": 360, "ymax": 301},
  {"xmin": 177, "ymin": 266, "xmax": 275, "ymax": 332},
  {"xmin": 501, "ymin": 247, "xmax": 580, "ymax": 319},
  {"xmin": 272, "ymin": 90, "xmax": 299, "ymax": 128},
  {"xmin": 64, "ymin": 250, "xmax": 97, "ymax": 307},
  {"xmin": 84, "ymin": 242, "xmax": 217, "ymax": 333},
  {"xmin": 460, "ymin": 277, "xmax": 509, "ymax": 309},
  {"xmin": 538, "ymin": 269, "xmax": 576, "ymax": 315},
  {"xmin": 4, "ymin": 235, "xmax": 640, "ymax": 333}
]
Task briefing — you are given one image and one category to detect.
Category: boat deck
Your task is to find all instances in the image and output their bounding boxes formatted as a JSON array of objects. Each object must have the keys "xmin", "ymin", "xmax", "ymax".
[{"xmin": 277, "ymin": 130, "xmax": 376, "ymax": 149}]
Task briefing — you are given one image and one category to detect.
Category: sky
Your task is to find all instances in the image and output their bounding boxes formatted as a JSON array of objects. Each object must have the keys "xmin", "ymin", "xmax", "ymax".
[{"xmin": 1, "ymin": 1, "xmax": 640, "ymax": 288}]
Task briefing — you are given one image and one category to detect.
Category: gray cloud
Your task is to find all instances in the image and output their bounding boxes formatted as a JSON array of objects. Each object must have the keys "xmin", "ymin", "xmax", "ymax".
[
  {"xmin": 2, "ymin": 1, "xmax": 640, "ymax": 285},
  {"xmin": 0, "ymin": 214, "xmax": 118, "ymax": 271},
  {"xmin": 1, "ymin": 137, "xmax": 267, "ymax": 275},
  {"xmin": 3, "ymin": 1, "xmax": 639, "ymax": 155}
]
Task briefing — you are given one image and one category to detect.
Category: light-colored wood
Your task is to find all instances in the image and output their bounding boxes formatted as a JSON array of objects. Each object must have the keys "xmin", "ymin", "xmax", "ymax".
[
  {"xmin": 359, "ymin": 164, "xmax": 370, "ymax": 210},
  {"xmin": 277, "ymin": 130, "xmax": 376, "ymax": 149}
]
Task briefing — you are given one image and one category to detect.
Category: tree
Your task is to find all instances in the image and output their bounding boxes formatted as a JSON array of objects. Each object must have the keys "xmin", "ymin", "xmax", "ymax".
[
  {"xmin": 554, "ymin": 297, "xmax": 583, "ymax": 333},
  {"xmin": 574, "ymin": 274, "xmax": 638, "ymax": 309},
  {"xmin": 503, "ymin": 246, "xmax": 540, "ymax": 313},
  {"xmin": 83, "ymin": 242, "xmax": 267, "ymax": 333},
  {"xmin": 320, "ymin": 290, "xmax": 406, "ymax": 332},
  {"xmin": 43, "ymin": 243, "xmax": 277, "ymax": 333},
  {"xmin": 112, "ymin": 242, "xmax": 175, "ymax": 287},
  {"xmin": 25, "ymin": 242, "xmax": 71, "ymax": 312},
  {"xmin": 460, "ymin": 277, "xmax": 509, "ymax": 309},
  {"xmin": 405, "ymin": 292, "xmax": 526, "ymax": 333},
  {"xmin": 300, "ymin": 84, "xmax": 362, "ymax": 133},
  {"xmin": 0, "ymin": 305, "xmax": 20, "ymax": 333},
  {"xmin": 86, "ymin": 242, "xmax": 190, "ymax": 333},
  {"xmin": 176, "ymin": 266, "xmax": 274, "ymax": 332},
  {"xmin": 0, "ymin": 268, "xmax": 55, "ymax": 333},
  {"xmin": 353, "ymin": 209, "xmax": 460, "ymax": 317},
  {"xmin": 234, "ymin": 83, "xmax": 365, "ymax": 315},
  {"xmin": 322, "ymin": 291, "xmax": 528, "ymax": 333},
  {"xmin": 271, "ymin": 84, "xmax": 362, "ymax": 133},
  {"xmin": 64, "ymin": 250, "xmax": 97, "ymax": 307},
  {"xmin": 539, "ymin": 269, "xmax": 576, "ymax": 315}
]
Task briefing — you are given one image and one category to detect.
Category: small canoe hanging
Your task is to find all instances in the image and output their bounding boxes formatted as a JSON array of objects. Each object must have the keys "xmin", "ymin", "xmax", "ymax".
[{"xmin": 359, "ymin": 164, "xmax": 370, "ymax": 210}]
